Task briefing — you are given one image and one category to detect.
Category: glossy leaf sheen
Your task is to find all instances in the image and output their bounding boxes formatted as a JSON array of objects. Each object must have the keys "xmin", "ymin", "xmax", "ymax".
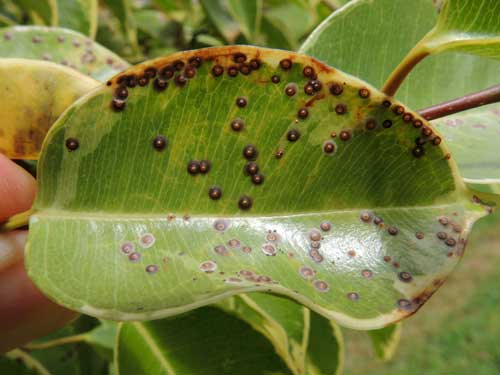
[
  {"xmin": 0, "ymin": 26, "xmax": 129, "ymax": 81},
  {"xmin": 0, "ymin": 59, "xmax": 98, "ymax": 159},
  {"xmin": 27, "ymin": 46, "xmax": 488, "ymax": 329}
]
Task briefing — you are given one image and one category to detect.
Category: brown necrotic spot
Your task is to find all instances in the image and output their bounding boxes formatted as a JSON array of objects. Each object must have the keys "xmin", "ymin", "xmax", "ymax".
[
  {"xmin": 347, "ymin": 292, "xmax": 359, "ymax": 301},
  {"xmin": 388, "ymin": 226, "xmax": 398, "ymax": 236},
  {"xmin": 227, "ymin": 65, "xmax": 238, "ymax": 77},
  {"xmin": 214, "ymin": 245, "xmax": 228, "ymax": 256},
  {"xmin": 208, "ymin": 186, "xmax": 222, "ymax": 200},
  {"xmin": 128, "ymin": 252, "xmax": 141, "ymax": 262},
  {"xmin": 347, "ymin": 249, "xmax": 356, "ymax": 257},
  {"xmin": 309, "ymin": 230, "xmax": 322, "ymax": 242},
  {"xmin": 146, "ymin": 265, "xmax": 158, "ymax": 274},
  {"xmin": 187, "ymin": 160, "xmax": 200, "ymax": 175},
  {"xmin": 111, "ymin": 98, "xmax": 126, "ymax": 111},
  {"xmin": 298, "ymin": 108, "xmax": 309, "ymax": 119},
  {"xmin": 65, "ymin": 138, "xmax": 79, "ymax": 151},
  {"xmin": 360, "ymin": 211, "xmax": 372, "ymax": 223},
  {"xmin": 412, "ymin": 146, "xmax": 425, "ymax": 158},
  {"xmin": 261, "ymin": 243, "xmax": 277, "ymax": 256},
  {"xmin": 251, "ymin": 174, "xmax": 264, "ymax": 185},
  {"xmin": 139, "ymin": 233, "xmax": 156, "ymax": 248},
  {"xmin": 175, "ymin": 74, "xmax": 187, "ymax": 86},
  {"xmin": 361, "ymin": 269, "xmax": 373, "ymax": 279},
  {"xmin": 320, "ymin": 222, "xmax": 332, "ymax": 231},
  {"xmin": 231, "ymin": 118, "xmax": 244, "ymax": 132},
  {"xmin": 279, "ymin": 58, "xmax": 292, "ymax": 70},
  {"xmin": 271, "ymin": 75, "xmax": 280, "ymax": 83},
  {"xmin": 285, "ymin": 83, "xmax": 297, "ymax": 96},
  {"xmin": 299, "ymin": 266, "xmax": 315, "ymax": 280},
  {"xmin": 359, "ymin": 88, "xmax": 370, "ymax": 98},
  {"xmin": 416, "ymin": 232, "xmax": 425, "ymax": 239},
  {"xmin": 314, "ymin": 280, "xmax": 329, "ymax": 292},
  {"xmin": 323, "ymin": 141, "xmax": 336, "ymax": 154},
  {"xmin": 402, "ymin": 113, "xmax": 413, "ymax": 123},
  {"xmin": 245, "ymin": 162, "xmax": 259, "ymax": 175},
  {"xmin": 339, "ymin": 130, "xmax": 351, "ymax": 141},
  {"xmin": 365, "ymin": 119, "xmax": 377, "ymax": 131},
  {"xmin": 437, "ymin": 231, "xmax": 447, "ymax": 240},
  {"xmin": 382, "ymin": 119, "xmax": 392, "ymax": 128},
  {"xmin": 445, "ymin": 238, "xmax": 456, "ymax": 247},
  {"xmin": 199, "ymin": 160, "xmax": 211, "ymax": 174},
  {"xmin": 236, "ymin": 97, "xmax": 247, "ymax": 108},
  {"xmin": 329, "ymin": 83, "xmax": 343, "ymax": 96},
  {"xmin": 238, "ymin": 195, "xmax": 253, "ymax": 210},
  {"xmin": 249, "ymin": 59, "xmax": 260, "ymax": 70},
  {"xmin": 212, "ymin": 64, "xmax": 224, "ymax": 77},
  {"xmin": 153, "ymin": 135, "xmax": 168, "ymax": 151},
  {"xmin": 287, "ymin": 129, "xmax": 300, "ymax": 142},
  {"xmin": 199, "ymin": 260, "xmax": 217, "ymax": 273},
  {"xmin": 188, "ymin": 56, "xmax": 202, "ymax": 67},
  {"xmin": 239, "ymin": 64, "xmax": 251, "ymax": 75},
  {"xmin": 393, "ymin": 105, "xmax": 405, "ymax": 115},
  {"xmin": 213, "ymin": 219, "xmax": 229, "ymax": 231},
  {"xmin": 120, "ymin": 242, "xmax": 135, "ymax": 254},
  {"xmin": 335, "ymin": 104, "xmax": 347, "ymax": 115},
  {"xmin": 398, "ymin": 271, "xmax": 412, "ymax": 282},
  {"xmin": 243, "ymin": 145, "xmax": 258, "ymax": 160},
  {"xmin": 154, "ymin": 78, "xmax": 168, "ymax": 91}
]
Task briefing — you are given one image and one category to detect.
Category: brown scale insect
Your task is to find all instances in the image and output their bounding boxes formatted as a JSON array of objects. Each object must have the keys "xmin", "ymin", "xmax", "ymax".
[
  {"xmin": 32, "ymin": 36, "xmax": 42, "ymax": 43},
  {"xmin": 360, "ymin": 211, "xmax": 372, "ymax": 222},
  {"xmin": 65, "ymin": 138, "xmax": 79, "ymax": 151},
  {"xmin": 309, "ymin": 230, "xmax": 322, "ymax": 242},
  {"xmin": 279, "ymin": 58, "xmax": 292, "ymax": 70},
  {"xmin": 243, "ymin": 145, "xmax": 258, "ymax": 160},
  {"xmin": 311, "ymin": 80, "xmax": 322, "ymax": 91},
  {"xmin": 251, "ymin": 174, "xmax": 264, "ymax": 185},
  {"xmin": 422, "ymin": 126, "xmax": 433, "ymax": 137},
  {"xmin": 236, "ymin": 97, "xmax": 247, "ymax": 108},
  {"xmin": 115, "ymin": 86, "xmax": 128, "ymax": 99},
  {"xmin": 287, "ymin": 129, "xmax": 300, "ymax": 142},
  {"xmin": 227, "ymin": 66, "xmax": 238, "ymax": 77},
  {"xmin": 335, "ymin": 104, "xmax": 347, "ymax": 115},
  {"xmin": 285, "ymin": 83, "xmax": 297, "ymax": 96},
  {"xmin": 249, "ymin": 59, "xmax": 260, "ymax": 70},
  {"xmin": 138, "ymin": 76, "xmax": 149, "ymax": 86},
  {"xmin": 361, "ymin": 269, "xmax": 373, "ymax": 279},
  {"xmin": 413, "ymin": 119, "xmax": 423, "ymax": 128},
  {"xmin": 415, "ymin": 137, "xmax": 426, "ymax": 146},
  {"xmin": 188, "ymin": 56, "xmax": 202, "ymax": 68},
  {"xmin": 126, "ymin": 75, "xmax": 138, "ymax": 88},
  {"xmin": 160, "ymin": 65, "xmax": 175, "ymax": 79},
  {"xmin": 339, "ymin": 130, "xmax": 351, "ymax": 141},
  {"xmin": 347, "ymin": 292, "xmax": 359, "ymax": 301},
  {"xmin": 383, "ymin": 255, "xmax": 391, "ymax": 262},
  {"xmin": 387, "ymin": 226, "xmax": 398, "ymax": 236},
  {"xmin": 231, "ymin": 118, "xmax": 244, "ymax": 132},
  {"xmin": 439, "ymin": 216, "xmax": 449, "ymax": 225},
  {"xmin": 437, "ymin": 232, "xmax": 447, "ymax": 240},
  {"xmin": 238, "ymin": 195, "xmax": 253, "ymax": 210},
  {"xmin": 173, "ymin": 60, "xmax": 185, "ymax": 71},
  {"xmin": 432, "ymin": 136, "xmax": 442, "ymax": 145},
  {"xmin": 271, "ymin": 75, "xmax": 280, "ymax": 83},
  {"xmin": 233, "ymin": 53, "xmax": 247, "ymax": 63},
  {"xmin": 304, "ymin": 84, "xmax": 315, "ymax": 96},
  {"xmin": 416, "ymin": 232, "xmax": 425, "ymax": 239},
  {"xmin": 320, "ymin": 222, "xmax": 331, "ymax": 231},
  {"xmin": 199, "ymin": 160, "xmax": 211, "ymax": 174},
  {"xmin": 152, "ymin": 135, "xmax": 168, "ymax": 151},
  {"xmin": 382, "ymin": 100, "xmax": 391, "ymax": 107},
  {"xmin": 445, "ymin": 238, "xmax": 456, "ymax": 247},
  {"xmin": 402, "ymin": 113, "xmax": 413, "ymax": 123},
  {"xmin": 154, "ymin": 78, "xmax": 168, "ymax": 91},
  {"xmin": 398, "ymin": 272, "xmax": 412, "ymax": 282},
  {"xmin": 184, "ymin": 66, "xmax": 196, "ymax": 78},
  {"xmin": 412, "ymin": 146, "xmax": 425, "ymax": 158},
  {"xmin": 358, "ymin": 88, "xmax": 370, "ymax": 98},
  {"xmin": 239, "ymin": 64, "xmax": 251, "ymax": 75},
  {"xmin": 212, "ymin": 65, "xmax": 224, "ymax": 77},
  {"xmin": 329, "ymin": 83, "xmax": 343, "ymax": 96},
  {"xmin": 208, "ymin": 186, "xmax": 222, "ymax": 200},
  {"xmin": 374, "ymin": 216, "xmax": 383, "ymax": 225},
  {"xmin": 382, "ymin": 120, "xmax": 393, "ymax": 128},
  {"xmin": 275, "ymin": 149, "xmax": 284, "ymax": 159},
  {"xmin": 365, "ymin": 119, "xmax": 377, "ymax": 131},
  {"xmin": 323, "ymin": 141, "xmax": 336, "ymax": 154},
  {"xmin": 245, "ymin": 162, "xmax": 259, "ymax": 175},
  {"xmin": 347, "ymin": 249, "xmax": 356, "ymax": 257},
  {"xmin": 303, "ymin": 66, "xmax": 315, "ymax": 78},
  {"xmin": 175, "ymin": 74, "xmax": 187, "ymax": 86},
  {"xmin": 146, "ymin": 265, "xmax": 158, "ymax": 274},
  {"xmin": 111, "ymin": 98, "xmax": 126, "ymax": 111},
  {"xmin": 187, "ymin": 160, "xmax": 200, "ymax": 175},
  {"xmin": 145, "ymin": 67, "xmax": 157, "ymax": 78},
  {"xmin": 298, "ymin": 108, "xmax": 309, "ymax": 119},
  {"xmin": 393, "ymin": 105, "xmax": 405, "ymax": 115}
]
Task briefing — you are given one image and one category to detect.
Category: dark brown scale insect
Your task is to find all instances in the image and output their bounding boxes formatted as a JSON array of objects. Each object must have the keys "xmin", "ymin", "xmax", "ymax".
[
  {"xmin": 115, "ymin": 86, "xmax": 128, "ymax": 99},
  {"xmin": 298, "ymin": 108, "xmax": 309, "ymax": 119},
  {"xmin": 209, "ymin": 186, "xmax": 222, "ymax": 200},
  {"xmin": 320, "ymin": 222, "xmax": 331, "ymax": 231},
  {"xmin": 159, "ymin": 65, "xmax": 175, "ymax": 79},
  {"xmin": 126, "ymin": 75, "xmax": 138, "ymax": 88},
  {"xmin": 453, "ymin": 224, "xmax": 462, "ymax": 233},
  {"xmin": 251, "ymin": 174, "xmax": 264, "ymax": 185},
  {"xmin": 329, "ymin": 82, "xmax": 343, "ymax": 96},
  {"xmin": 416, "ymin": 232, "xmax": 425, "ymax": 239},
  {"xmin": 231, "ymin": 118, "xmax": 244, "ymax": 132},
  {"xmin": 303, "ymin": 66, "xmax": 315, "ymax": 77},
  {"xmin": 437, "ymin": 232, "xmax": 448, "ymax": 240},
  {"xmin": 323, "ymin": 141, "xmax": 335, "ymax": 154},
  {"xmin": 238, "ymin": 195, "xmax": 253, "ymax": 210},
  {"xmin": 398, "ymin": 272, "xmax": 412, "ymax": 282},
  {"xmin": 175, "ymin": 74, "xmax": 187, "ymax": 86},
  {"xmin": 360, "ymin": 211, "xmax": 372, "ymax": 222},
  {"xmin": 422, "ymin": 126, "xmax": 433, "ymax": 137},
  {"xmin": 187, "ymin": 160, "xmax": 200, "ymax": 175},
  {"xmin": 285, "ymin": 83, "xmax": 297, "ymax": 96},
  {"xmin": 383, "ymin": 255, "xmax": 391, "ymax": 262},
  {"xmin": 415, "ymin": 137, "xmax": 426, "ymax": 146},
  {"xmin": 339, "ymin": 130, "xmax": 351, "ymax": 141},
  {"xmin": 152, "ymin": 135, "xmax": 168, "ymax": 151},
  {"xmin": 374, "ymin": 216, "xmax": 383, "ymax": 225},
  {"xmin": 445, "ymin": 238, "xmax": 457, "ymax": 247},
  {"xmin": 154, "ymin": 78, "xmax": 168, "ymax": 91},
  {"xmin": 393, "ymin": 105, "xmax": 405, "ymax": 115},
  {"xmin": 227, "ymin": 66, "xmax": 238, "ymax": 77},
  {"xmin": 144, "ymin": 67, "xmax": 157, "ymax": 78},
  {"xmin": 199, "ymin": 160, "xmax": 211, "ymax": 174},
  {"xmin": 287, "ymin": 129, "xmax": 300, "ymax": 142},
  {"xmin": 358, "ymin": 88, "xmax": 370, "ymax": 98},
  {"xmin": 382, "ymin": 100, "xmax": 392, "ymax": 108},
  {"xmin": 65, "ymin": 138, "xmax": 79, "ymax": 151},
  {"xmin": 249, "ymin": 59, "xmax": 261, "ymax": 70},
  {"xmin": 311, "ymin": 80, "xmax": 322, "ymax": 91},
  {"xmin": 412, "ymin": 146, "xmax": 425, "ymax": 158},
  {"xmin": 239, "ymin": 64, "xmax": 251, "ymax": 75},
  {"xmin": 233, "ymin": 53, "xmax": 247, "ymax": 63},
  {"xmin": 184, "ymin": 66, "xmax": 196, "ymax": 78},
  {"xmin": 347, "ymin": 292, "xmax": 359, "ymax": 301},
  {"xmin": 243, "ymin": 145, "xmax": 258, "ymax": 160},
  {"xmin": 413, "ymin": 119, "xmax": 423, "ymax": 128},
  {"xmin": 361, "ymin": 269, "xmax": 373, "ymax": 279},
  {"xmin": 245, "ymin": 162, "xmax": 259, "ymax": 175},
  {"xmin": 388, "ymin": 226, "xmax": 398, "ymax": 236},
  {"xmin": 330, "ymin": 132, "xmax": 337, "ymax": 138},
  {"xmin": 432, "ymin": 136, "xmax": 442, "ymax": 145},
  {"xmin": 439, "ymin": 216, "xmax": 449, "ymax": 225},
  {"xmin": 279, "ymin": 59, "xmax": 292, "ymax": 70},
  {"xmin": 310, "ymin": 230, "xmax": 322, "ymax": 241},
  {"xmin": 212, "ymin": 65, "xmax": 224, "ymax": 77},
  {"xmin": 236, "ymin": 97, "xmax": 247, "ymax": 108},
  {"xmin": 304, "ymin": 84, "xmax": 315, "ymax": 96},
  {"xmin": 111, "ymin": 98, "xmax": 126, "ymax": 111},
  {"xmin": 402, "ymin": 113, "xmax": 413, "ymax": 123},
  {"xmin": 275, "ymin": 149, "xmax": 284, "ymax": 159},
  {"xmin": 271, "ymin": 75, "xmax": 280, "ymax": 83},
  {"xmin": 365, "ymin": 119, "xmax": 377, "ymax": 130},
  {"xmin": 335, "ymin": 104, "xmax": 347, "ymax": 115},
  {"xmin": 188, "ymin": 56, "xmax": 202, "ymax": 68},
  {"xmin": 138, "ymin": 76, "xmax": 149, "ymax": 86},
  {"xmin": 173, "ymin": 60, "xmax": 185, "ymax": 71}
]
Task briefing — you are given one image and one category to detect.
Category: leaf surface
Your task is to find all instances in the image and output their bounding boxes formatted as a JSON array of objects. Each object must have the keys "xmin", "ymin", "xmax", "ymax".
[
  {"xmin": 56, "ymin": 0, "xmax": 98, "ymax": 38},
  {"xmin": 26, "ymin": 46, "xmax": 490, "ymax": 329},
  {"xmin": 367, "ymin": 323, "xmax": 402, "ymax": 361}
]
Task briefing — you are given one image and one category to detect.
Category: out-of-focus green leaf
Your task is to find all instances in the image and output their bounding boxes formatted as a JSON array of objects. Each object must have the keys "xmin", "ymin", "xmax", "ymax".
[
  {"xmin": 17, "ymin": 0, "xmax": 57, "ymax": 26},
  {"xmin": 116, "ymin": 306, "xmax": 291, "ymax": 375},
  {"xmin": 56, "ymin": 0, "xmax": 98, "ymax": 38},
  {"xmin": 200, "ymin": 0, "xmax": 240, "ymax": 43},
  {"xmin": 102, "ymin": 0, "xmax": 140, "ymax": 58},
  {"xmin": 367, "ymin": 323, "xmax": 402, "ymax": 361},
  {"xmin": 226, "ymin": 0, "xmax": 262, "ymax": 42},
  {"xmin": 3, "ymin": 350, "xmax": 47, "ymax": 375}
]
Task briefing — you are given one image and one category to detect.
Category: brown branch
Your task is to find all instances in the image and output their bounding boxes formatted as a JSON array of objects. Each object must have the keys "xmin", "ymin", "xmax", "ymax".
[{"xmin": 417, "ymin": 84, "xmax": 500, "ymax": 121}]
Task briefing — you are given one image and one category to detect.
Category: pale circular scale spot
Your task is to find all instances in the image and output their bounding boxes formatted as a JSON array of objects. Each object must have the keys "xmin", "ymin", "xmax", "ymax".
[
  {"xmin": 360, "ymin": 211, "xmax": 372, "ymax": 223},
  {"xmin": 139, "ymin": 233, "xmax": 156, "ymax": 248},
  {"xmin": 257, "ymin": 275, "xmax": 272, "ymax": 283},
  {"xmin": 128, "ymin": 252, "xmax": 141, "ymax": 262},
  {"xmin": 320, "ymin": 222, "xmax": 332, "ymax": 232},
  {"xmin": 310, "ymin": 241, "xmax": 321, "ymax": 249},
  {"xmin": 214, "ymin": 245, "xmax": 229, "ymax": 256},
  {"xmin": 228, "ymin": 239, "xmax": 241, "ymax": 248},
  {"xmin": 146, "ymin": 264, "xmax": 158, "ymax": 274},
  {"xmin": 309, "ymin": 230, "xmax": 322, "ymax": 242},
  {"xmin": 299, "ymin": 266, "xmax": 316, "ymax": 280},
  {"xmin": 213, "ymin": 219, "xmax": 229, "ymax": 232},
  {"xmin": 347, "ymin": 292, "xmax": 359, "ymax": 301},
  {"xmin": 361, "ymin": 269, "xmax": 373, "ymax": 279},
  {"xmin": 266, "ymin": 232, "xmax": 280, "ymax": 242},
  {"xmin": 239, "ymin": 269, "xmax": 254, "ymax": 278},
  {"xmin": 120, "ymin": 241, "xmax": 135, "ymax": 254},
  {"xmin": 199, "ymin": 260, "xmax": 218, "ymax": 273},
  {"xmin": 242, "ymin": 246, "xmax": 252, "ymax": 254},
  {"xmin": 313, "ymin": 280, "xmax": 330, "ymax": 292},
  {"xmin": 398, "ymin": 271, "xmax": 413, "ymax": 282},
  {"xmin": 309, "ymin": 249, "xmax": 324, "ymax": 263},
  {"xmin": 261, "ymin": 243, "xmax": 277, "ymax": 256}
]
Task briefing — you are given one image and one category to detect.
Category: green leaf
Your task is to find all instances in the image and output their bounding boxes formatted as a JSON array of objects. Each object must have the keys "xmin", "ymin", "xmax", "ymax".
[
  {"xmin": 101, "ymin": 0, "xmax": 140, "ymax": 59},
  {"xmin": 0, "ymin": 58, "xmax": 98, "ymax": 159},
  {"xmin": 26, "ymin": 46, "xmax": 492, "ymax": 330},
  {"xmin": 56, "ymin": 0, "xmax": 98, "ymax": 38},
  {"xmin": 226, "ymin": 0, "xmax": 262, "ymax": 42},
  {"xmin": 421, "ymin": 0, "xmax": 500, "ymax": 58},
  {"xmin": 200, "ymin": 0, "xmax": 241, "ymax": 43},
  {"xmin": 220, "ymin": 293, "xmax": 343, "ymax": 374},
  {"xmin": 0, "ymin": 26, "xmax": 130, "ymax": 81},
  {"xmin": 17, "ymin": 0, "xmax": 57, "ymax": 26},
  {"xmin": 116, "ymin": 306, "xmax": 291, "ymax": 374},
  {"xmin": 367, "ymin": 323, "xmax": 402, "ymax": 361}
]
